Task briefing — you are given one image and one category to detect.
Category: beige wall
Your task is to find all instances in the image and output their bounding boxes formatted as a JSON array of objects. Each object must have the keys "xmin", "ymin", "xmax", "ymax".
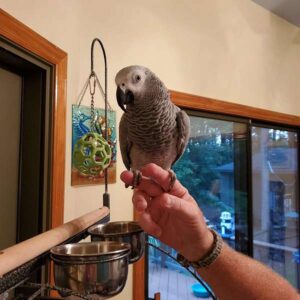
[{"xmin": 1, "ymin": 0, "xmax": 299, "ymax": 298}]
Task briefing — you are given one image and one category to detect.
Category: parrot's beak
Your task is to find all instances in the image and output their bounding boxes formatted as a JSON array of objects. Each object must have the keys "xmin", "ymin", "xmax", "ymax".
[{"xmin": 116, "ymin": 86, "xmax": 134, "ymax": 113}]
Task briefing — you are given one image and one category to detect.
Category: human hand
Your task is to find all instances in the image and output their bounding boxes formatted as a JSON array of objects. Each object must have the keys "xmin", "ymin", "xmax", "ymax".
[{"xmin": 120, "ymin": 163, "xmax": 214, "ymax": 262}]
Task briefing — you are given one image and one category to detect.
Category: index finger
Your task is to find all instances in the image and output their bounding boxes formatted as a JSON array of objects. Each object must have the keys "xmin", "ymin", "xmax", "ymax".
[
  {"xmin": 120, "ymin": 170, "xmax": 164, "ymax": 197},
  {"xmin": 140, "ymin": 163, "xmax": 188, "ymax": 198}
]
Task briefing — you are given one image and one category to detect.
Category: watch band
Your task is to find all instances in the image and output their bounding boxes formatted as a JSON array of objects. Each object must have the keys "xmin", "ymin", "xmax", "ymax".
[{"xmin": 177, "ymin": 229, "xmax": 223, "ymax": 269}]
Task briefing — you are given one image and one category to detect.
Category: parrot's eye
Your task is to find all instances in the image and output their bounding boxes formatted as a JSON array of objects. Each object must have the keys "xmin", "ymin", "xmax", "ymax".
[{"xmin": 135, "ymin": 75, "xmax": 141, "ymax": 82}]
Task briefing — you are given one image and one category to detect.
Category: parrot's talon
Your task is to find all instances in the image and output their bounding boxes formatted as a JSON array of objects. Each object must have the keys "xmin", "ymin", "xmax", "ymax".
[
  {"xmin": 125, "ymin": 183, "xmax": 130, "ymax": 189},
  {"xmin": 132, "ymin": 170, "xmax": 142, "ymax": 188},
  {"xmin": 166, "ymin": 169, "xmax": 176, "ymax": 192}
]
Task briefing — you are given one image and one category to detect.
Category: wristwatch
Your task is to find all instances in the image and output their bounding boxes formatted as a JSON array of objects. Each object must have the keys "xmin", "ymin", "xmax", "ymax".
[{"xmin": 177, "ymin": 229, "xmax": 223, "ymax": 269}]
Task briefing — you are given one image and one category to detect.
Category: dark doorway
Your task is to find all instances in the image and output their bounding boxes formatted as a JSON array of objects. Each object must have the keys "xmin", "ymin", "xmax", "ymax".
[{"xmin": 0, "ymin": 38, "xmax": 53, "ymax": 248}]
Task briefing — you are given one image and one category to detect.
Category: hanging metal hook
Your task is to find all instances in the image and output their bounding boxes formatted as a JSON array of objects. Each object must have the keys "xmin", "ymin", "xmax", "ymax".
[
  {"xmin": 90, "ymin": 38, "xmax": 108, "ymax": 141},
  {"xmin": 90, "ymin": 38, "xmax": 110, "ymax": 211}
]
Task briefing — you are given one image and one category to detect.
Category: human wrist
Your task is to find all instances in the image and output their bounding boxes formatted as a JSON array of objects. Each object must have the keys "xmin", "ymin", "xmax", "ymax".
[
  {"xmin": 181, "ymin": 227, "xmax": 215, "ymax": 262},
  {"xmin": 178, "ymin": 229, "xmax": 222, "ymax": 269}
]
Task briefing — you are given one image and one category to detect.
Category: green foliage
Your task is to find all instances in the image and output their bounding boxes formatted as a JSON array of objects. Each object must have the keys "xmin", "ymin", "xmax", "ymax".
[{"xmin": 173, "ymin": 128, "xmax": 233, "ymax": 211}]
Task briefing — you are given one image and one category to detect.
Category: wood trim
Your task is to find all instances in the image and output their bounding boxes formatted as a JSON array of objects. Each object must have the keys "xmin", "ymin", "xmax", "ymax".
[
  {"xmin": 51, "ymin": 55, "xmax": 67, "ymax": 228},
  {"xmin": 133, "ymin": 210, "xmax": 145, "ymax": 300},
  {"xmin": 0, "ymin": 9, "xmax": 66, "ymax": 64},
  {"xmin": 154, "ymin": 293, "xmax": 161, "ymax": 300},
  {"xmin": 133, "ymin": 256, "xmax": 146, "ymax": 300},
  {"xmin": 133, "ymin": 89, "xmax": 300, "ymax": 300},
  {"xmin": 0, "ymin": 8, "xmax": 67, "ymax": 229},
  {"xmin": 170, "ymin": 90, "xmax": 300, "ymax": 127}
]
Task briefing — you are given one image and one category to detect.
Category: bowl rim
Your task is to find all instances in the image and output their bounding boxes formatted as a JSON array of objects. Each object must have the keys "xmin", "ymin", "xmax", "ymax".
[
  {"xmin": 88, "ymin": 221, "xmax": 144, "ymax": 237},
  {"xmin": 50, "ymin": 241, "xmax": 131, "ymax": 257}
]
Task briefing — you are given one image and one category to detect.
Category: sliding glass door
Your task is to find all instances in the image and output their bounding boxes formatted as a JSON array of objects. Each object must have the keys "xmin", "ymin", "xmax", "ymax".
[
  {"xmin": 252, "ymin": 126, "xmax": 299, "ymax": 288},
  {"xmin": 147, "ymin": 114, "xmax": 251, "ymax": 299},
  {"xmin": 147, "ymin": 112, "xmax": 300, "ymax": 299},
  {"xmin": 173, "ymin": 115, "xmax": 250, "ymax": 251}
]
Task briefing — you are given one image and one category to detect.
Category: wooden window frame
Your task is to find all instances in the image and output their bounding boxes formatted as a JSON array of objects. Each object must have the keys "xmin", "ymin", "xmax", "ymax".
[
  {"xmin": 0, "ymin": 9, "xmax": 67, "ymax": 229},
  {"xmin": 133, "ymin": 90, "xmax": 300, "ymax": 300}
]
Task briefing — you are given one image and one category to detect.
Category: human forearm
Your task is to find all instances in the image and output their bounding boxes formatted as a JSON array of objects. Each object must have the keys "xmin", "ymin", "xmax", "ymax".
[{"xmin": 197, "ymin": 242, "xmax": 299, "ymax": 300}]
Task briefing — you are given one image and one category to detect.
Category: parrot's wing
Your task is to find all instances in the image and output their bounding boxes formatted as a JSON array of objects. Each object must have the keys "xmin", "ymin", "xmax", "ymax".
[
  {"xmin": 119, "ymin": 115, "xmax": 132, "ymax": 170},
  {"xmin": 172, "ymin": 110, "xmax": 190, "ymax": 166}
]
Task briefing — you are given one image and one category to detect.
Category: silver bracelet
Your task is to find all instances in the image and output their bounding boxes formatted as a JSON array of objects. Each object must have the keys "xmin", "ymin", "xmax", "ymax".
[{"xmin": 177, "ymin": 229, "xmax": 223, "ymax": 269}]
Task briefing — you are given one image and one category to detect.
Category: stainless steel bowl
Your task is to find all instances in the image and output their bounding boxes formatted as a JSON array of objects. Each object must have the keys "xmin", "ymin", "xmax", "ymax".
[
  {"xmin": 50, "ymin": 241, "xmax": 130, "ymax": 298},
  {"xmin": 88, "ymin": 221, "xmax": 145, "ymax": 263}
]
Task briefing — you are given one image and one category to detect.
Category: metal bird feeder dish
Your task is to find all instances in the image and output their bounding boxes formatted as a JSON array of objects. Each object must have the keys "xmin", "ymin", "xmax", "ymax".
[
  {"xmin": 73, "ymin": 132, "xmax": 112, "ymax": 176},
  {"xmin": 50, "ymin": 241, "xmax": 130, "ymax": 299},
  {"xmin": 88, "ymin": 221, "xmax": 145, "ymax": 263}
]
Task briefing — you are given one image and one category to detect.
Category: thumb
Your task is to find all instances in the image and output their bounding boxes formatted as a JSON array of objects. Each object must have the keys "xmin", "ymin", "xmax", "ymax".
[{"xmin": 138, "ymin": 211, "xmax": 162, "ymax": 238}]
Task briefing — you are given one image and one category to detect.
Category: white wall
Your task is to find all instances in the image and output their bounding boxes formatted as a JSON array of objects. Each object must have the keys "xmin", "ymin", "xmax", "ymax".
[{"xmin": 1, "ymin": 0, "xmax": 299, "ymax": 298}]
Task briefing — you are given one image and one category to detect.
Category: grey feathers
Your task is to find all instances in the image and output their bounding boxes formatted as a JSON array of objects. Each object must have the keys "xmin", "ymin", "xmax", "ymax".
[{"xmin": 116, "ymin": 65, "xmax": 190, "ymax": 171}]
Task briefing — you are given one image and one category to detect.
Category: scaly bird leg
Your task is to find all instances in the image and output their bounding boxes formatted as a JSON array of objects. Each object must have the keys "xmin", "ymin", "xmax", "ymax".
[
  {"xmin": 125, "ymin": 170, "xmax": 142, "ymax": 189},
  {"xmin": 125, "ymin": 169, "xmax": 175, "ymax": 192},
  {"xmin": 166, "ymin": 169, "xmax": 176, "ymax": 192},
  {"xmin": 132, "ymin": 170, "xmax": 142, "ymax": 188}
]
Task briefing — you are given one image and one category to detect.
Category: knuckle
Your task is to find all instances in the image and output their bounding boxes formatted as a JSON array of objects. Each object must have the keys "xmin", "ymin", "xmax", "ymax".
[{"xmin": 177, "ymin": 187, "xmax": 188, "ymax": 198}]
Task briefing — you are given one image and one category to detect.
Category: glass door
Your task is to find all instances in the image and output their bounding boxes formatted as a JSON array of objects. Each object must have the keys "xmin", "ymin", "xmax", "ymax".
[
  {"xmin": 147, "ymin": 114, "xmax": 250, "ymax": 299},
  {"xmin": 251, "ymin": 126, "xmax": 299, "ymax": 289},
  {"xmin": 147, "ymin": 116, "xmax": 300, "ymax": 299}
]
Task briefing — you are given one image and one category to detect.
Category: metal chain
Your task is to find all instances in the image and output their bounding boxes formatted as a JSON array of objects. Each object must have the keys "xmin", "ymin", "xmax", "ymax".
[
  {"xmin": 25, "ymin": 282, "xmax": 91, "ymax": 299},
  {"xmin": 89, "ymin": 74, "xmax": 96, "ymax": 132}
]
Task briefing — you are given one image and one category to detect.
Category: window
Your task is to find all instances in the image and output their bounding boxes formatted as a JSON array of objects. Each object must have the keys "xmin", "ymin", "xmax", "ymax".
[
  {"xmin": 148, "ymin": 115, "xmax": 250, "ymax": 299},
  {"xmin": 139, "ymin": 91, "xmax": 300, "ymax": 300},
  {"xmin": 173, "ymin": 115, "xmax": 250, "ymax": 252},
  {"xmin": 252, "ymin": 126, "xmax": 299, "ymax": 288}
]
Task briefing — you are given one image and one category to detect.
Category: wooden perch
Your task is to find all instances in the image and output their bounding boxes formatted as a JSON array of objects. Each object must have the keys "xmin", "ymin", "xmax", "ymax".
[{"xmin": 0, "ymin": 207, "xmax": 109, "ymax": 277}]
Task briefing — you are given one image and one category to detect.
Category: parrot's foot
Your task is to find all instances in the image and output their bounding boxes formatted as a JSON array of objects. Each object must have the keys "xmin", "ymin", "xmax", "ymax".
[
  {"xmin": 132, "ymin": 170, "xmax": 142, "ymax": 188},
  {"xmin": 165, "ymin": 169, "xmax": 176, "ymax": 192},
  {"xmin": 125, "ymin": 170, "xmax": 142, "ymax": 189},
  {"xmin": 125, "ymin": 169, "xmax": 175, "ymax": 192}
]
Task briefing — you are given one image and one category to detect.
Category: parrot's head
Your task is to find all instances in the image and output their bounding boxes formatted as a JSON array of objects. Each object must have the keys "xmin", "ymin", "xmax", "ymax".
[{"xmin": 115, "ymin": 65, "xmax": 167, "ymax": 113}]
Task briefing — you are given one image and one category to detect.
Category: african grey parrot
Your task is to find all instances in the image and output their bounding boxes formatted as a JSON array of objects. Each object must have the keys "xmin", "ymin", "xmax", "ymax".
[{"xmin": 115, "ymin": 65, "xmax": 190, "ymax": 191}]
